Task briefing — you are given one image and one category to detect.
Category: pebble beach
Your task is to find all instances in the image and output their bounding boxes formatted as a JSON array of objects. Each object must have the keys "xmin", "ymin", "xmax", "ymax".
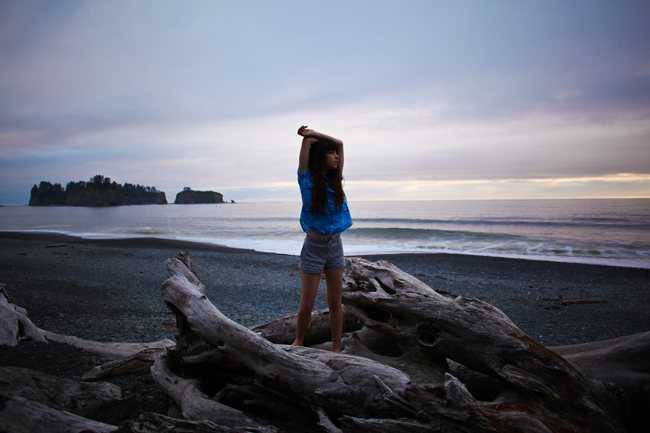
[{"xmin": 1, "ymin": 231, "xmax": 649, "ymax": 426}]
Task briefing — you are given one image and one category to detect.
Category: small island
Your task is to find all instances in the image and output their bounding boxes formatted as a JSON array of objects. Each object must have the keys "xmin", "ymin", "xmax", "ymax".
[
  {"xmin": 174, "ymin": 187, "xmax": 224, "ymax": 204},
  {"xmin": 29, "ymin": 175, "xmax": 167, "ymax": 206}
]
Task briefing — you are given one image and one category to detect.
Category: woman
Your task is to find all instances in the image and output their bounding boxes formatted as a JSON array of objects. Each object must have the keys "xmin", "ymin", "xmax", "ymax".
[{"xmin": 292, "ymin": 125, "xmax": 352, "ymax": 353}]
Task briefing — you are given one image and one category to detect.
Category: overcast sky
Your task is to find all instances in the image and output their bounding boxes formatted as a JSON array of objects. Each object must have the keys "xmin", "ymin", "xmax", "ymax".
[{"xmin": 1, "ymin": 0, "xmax": 649, "ymax": 204}]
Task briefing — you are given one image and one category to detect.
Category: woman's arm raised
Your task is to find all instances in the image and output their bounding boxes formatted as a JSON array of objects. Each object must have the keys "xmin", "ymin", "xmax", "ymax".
[
  {"xmin": 298, "ymin": 126, "xmax": 317, "ymax": 174},
  {"xmin": 297, "ymin": 126, "xmax": 344, "ymax": 175}
]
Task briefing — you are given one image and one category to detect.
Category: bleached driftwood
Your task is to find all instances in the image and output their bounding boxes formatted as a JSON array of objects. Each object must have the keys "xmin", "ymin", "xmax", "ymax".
[
  {"xmin": 342, "ymin": 258, "xmax": 626, "ymax": 432},
  {"xmin": 0, "ymin": 395, "xmax": 118, "ymax": 433},
  {"xmin": 157, "ymin": 252, "xmax": 628, "ymax": 432},
  {"xmin": 162, "ymin": 253, "xmax": 418, "ymax": 419},
  {"xmin": 0, "ymin": 286, "xmax": 47, "ymax": 346},
  {"xmin": 150, "ymin": 350, "xmax": 277, "ymax": 432},
  {"xmin": 2, "ymin": 285, "xmax": 177, "ymax": 381},
  {"xmin": 251, "ymin": 307, "xmax": 362, "ymax": 346},
  {"xmin": 117, "ymin": 411, "xmax": 247, "ymax": 432},
  {"xmin": 312, "ymin": 405, "xmax": 342, "ymax": 433},
  {"xmin": 0, "ymin": 366, "xmax": 121, "ymax": 417},
  {"xmin": 177, "ymin": 307, "xmax": 362, "ymax": 367},
  {"xmin": 82, "ymin": 347, "xmax": 164, "ymax": 381},
  {"xmin": 551, "ymin": 331, "xmax": 650, "ymax": 430},
  {"xmin": 41, "ymin": 330, "xmax": 175, "ymax": 360},
  {"xmin": 350, "ymin": 326, "xmax": 650, "ymax": 427},
  {"xmin": 559, "ymin": 294, "xmax": 609, "ymax": 305}
]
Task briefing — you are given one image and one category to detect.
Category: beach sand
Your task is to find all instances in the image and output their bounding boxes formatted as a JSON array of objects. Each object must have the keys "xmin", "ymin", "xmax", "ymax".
[{"xmin": 1, "ymin": 231, "xmax": 649, "ymax": 427}]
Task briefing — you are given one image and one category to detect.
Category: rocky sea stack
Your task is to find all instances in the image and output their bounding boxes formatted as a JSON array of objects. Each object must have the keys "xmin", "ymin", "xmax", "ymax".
[
  {"xmin": 174, "ymin": 187, "xmax": 224, "ymax": 204},
  {"xmin": 28, "ymin": 175, "xmax": 167, "ymax": 206}
]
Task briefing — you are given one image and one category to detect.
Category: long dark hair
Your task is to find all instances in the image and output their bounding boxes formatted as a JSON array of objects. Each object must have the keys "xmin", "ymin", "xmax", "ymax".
[{"xmin": 309, "ymin": 139, "xmax": 346, "ymax": 215}]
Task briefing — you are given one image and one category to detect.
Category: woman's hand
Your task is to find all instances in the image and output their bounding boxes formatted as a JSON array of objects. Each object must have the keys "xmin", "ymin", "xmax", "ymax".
[{"xmin": 298, "ymin": 126, "xmax": 315, "ymax": 137}]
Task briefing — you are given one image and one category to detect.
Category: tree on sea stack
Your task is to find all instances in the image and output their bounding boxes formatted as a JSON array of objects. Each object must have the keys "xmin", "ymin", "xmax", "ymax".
[{"xmin": 154, "ymin": 251, "xmax": 628, "ymax": 433}]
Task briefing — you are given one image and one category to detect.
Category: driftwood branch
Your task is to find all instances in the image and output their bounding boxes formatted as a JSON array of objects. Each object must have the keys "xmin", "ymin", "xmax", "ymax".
[
  {"xmin": 0, "ymin": 287, "xmax": 47, "ymax": 346},
  {"xmin": 82, "ymin": 347, "xmax": 164, "ymax": 381},
  {"xmin": 115, "ymin": 411, "xmax": 248, "ymax": 432},
  {"xmin": 41, "ymin": 330, "xmax": 175, "ymax": 360},
  {"xmin": 150, "ymin": 349, "xmax": 277, "ymax": 432},
  {"xmin": 312, "ymin": 405, "xmax": 343, "ymax": 433},
  {"xmin": 0, "ymin": 366, "xmax": 121, "ymax": 417},
  {"xmin": 558, "ymin": 294, "xmax": 609, "ymax": 305},
  {"xmin": 0, "ymin": 395, "xmax": 118, "ymax": 433}
]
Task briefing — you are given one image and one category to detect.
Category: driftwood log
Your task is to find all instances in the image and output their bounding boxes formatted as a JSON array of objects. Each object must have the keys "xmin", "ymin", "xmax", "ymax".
[
  {"xmin": 0, "ymin": 366, "xmax": 121, "ymax": 417},
  {"xmin": 155, "ymin": 252, "xmax": 629, "ymax": 432},
  {"xmin": 114, "ymin": 411, "xmax": 248, "ymax": 432},
  {"xmin": 41, "ymin": 330, "xmax": 176, "ymax": 361},
  {"xmin": 251, "ymin": 306, "xmax": 362, "ymax": 346},
  {"xmin": 82, "ymin": 347, "xmax": 167, "ymax": 381},
  {"xmin": 0, "ymin": 285, "xmax": 47, "ymax": 346},
  {"xmin": 0, "ymin": 395, "xmax": 118, "ymax": 433}
]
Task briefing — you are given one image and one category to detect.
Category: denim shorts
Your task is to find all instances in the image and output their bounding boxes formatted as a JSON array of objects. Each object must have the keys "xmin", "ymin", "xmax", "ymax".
[{"xmin": 299, "ymin": 234, "xmax": 345, "ymax": 274}]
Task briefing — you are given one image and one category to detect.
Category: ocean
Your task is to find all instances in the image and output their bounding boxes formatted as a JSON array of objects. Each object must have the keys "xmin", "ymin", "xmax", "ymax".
[{"xmin": 1, "ymin": 199, "xmax": 649, "ymax": 268}]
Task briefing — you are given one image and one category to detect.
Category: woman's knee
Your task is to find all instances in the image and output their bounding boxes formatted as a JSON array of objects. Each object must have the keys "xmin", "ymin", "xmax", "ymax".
[
  {"xmin": 299, "ymin": 298, "xmax": 316, "ymax": 312},
  {"xmin": 326, "ymin": 292, "xmax": 342, "ymax": 308}
]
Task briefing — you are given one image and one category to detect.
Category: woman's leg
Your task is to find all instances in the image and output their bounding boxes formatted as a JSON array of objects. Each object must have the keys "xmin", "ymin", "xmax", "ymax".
[
  {"xmin": 292, "ymin": 271, "xmax": 322, "ymax": 346},
  {"xmin": 323, "ymin": 267, "xmax": 343, "ymax": 353}
]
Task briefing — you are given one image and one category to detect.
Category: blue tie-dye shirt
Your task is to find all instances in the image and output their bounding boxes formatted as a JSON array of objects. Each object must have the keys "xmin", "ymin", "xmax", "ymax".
[{"xmin": 298, "ymin": 168, "xmax": 353, "ymax": 235}]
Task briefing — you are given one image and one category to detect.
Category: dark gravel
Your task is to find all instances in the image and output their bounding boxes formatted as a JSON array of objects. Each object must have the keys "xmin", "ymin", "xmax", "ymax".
[{"xmin": 1, "ymin": 231, "xmax": 649, "ymax": 428}]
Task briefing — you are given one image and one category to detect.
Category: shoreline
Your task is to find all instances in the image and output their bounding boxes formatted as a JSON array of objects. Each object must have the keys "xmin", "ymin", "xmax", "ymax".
[
  {"xmin": 2, "ymin": 230, "xmax": 647, "ymax": 270},
  {"xmin": 1, "ymin": 230, "xmax": 648, "ymax": 346},
  {"xmin": 0, "ymin": 231, "xmax": 263, "ymax": 255}
]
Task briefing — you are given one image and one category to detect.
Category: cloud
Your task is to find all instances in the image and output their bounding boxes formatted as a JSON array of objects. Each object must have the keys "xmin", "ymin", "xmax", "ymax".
[
  {"xmin": 344, "ymin": 174, "xmax": 650, "ymax": 201},
  {"xmin": 1, "ymin": 1, "xmax": 649, "ymax": 204}
]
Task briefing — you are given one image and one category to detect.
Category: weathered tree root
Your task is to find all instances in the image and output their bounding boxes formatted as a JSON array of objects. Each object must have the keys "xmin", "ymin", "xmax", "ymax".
[
  {"xmin": 150, "ymin": 350, "xmax": 276, "ymax": 432},
  {"xmin": 342, "ymin": 258, "xmax": 627, "ymax": 432}
]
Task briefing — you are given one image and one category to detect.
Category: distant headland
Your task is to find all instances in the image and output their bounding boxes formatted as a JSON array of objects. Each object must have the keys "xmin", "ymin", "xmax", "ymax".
[
  {"xmin": 29, "ymin": 175, "xmax": 167, "ymax": 206},
  {"xmin": 174, "ymin": 187, "xmax": 225, "ymax": 204}
]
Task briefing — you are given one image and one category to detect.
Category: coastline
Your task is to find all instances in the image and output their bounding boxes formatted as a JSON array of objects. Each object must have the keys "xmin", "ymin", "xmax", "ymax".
[{"xmin": 0, "ymin": 231, "xmax": 263, "ymax": 254}]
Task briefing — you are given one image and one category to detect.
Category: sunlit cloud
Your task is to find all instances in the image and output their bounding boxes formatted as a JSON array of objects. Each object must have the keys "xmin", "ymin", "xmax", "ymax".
[{"xmin": 342, "ymin": 174, "xmax": 650, "ymax": 201}]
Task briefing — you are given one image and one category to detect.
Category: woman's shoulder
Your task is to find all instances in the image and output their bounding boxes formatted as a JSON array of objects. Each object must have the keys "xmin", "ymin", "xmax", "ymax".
[{"xmin": 298, "ymin": 168, "xmax": 312, "ymax": 187}]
